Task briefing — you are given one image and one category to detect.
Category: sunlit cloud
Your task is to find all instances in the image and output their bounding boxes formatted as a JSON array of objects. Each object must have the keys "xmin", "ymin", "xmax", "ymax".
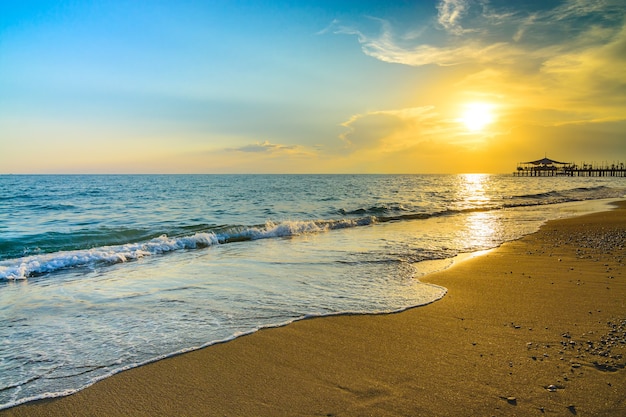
[
  {"xmin": 328, "ymin": 0, "xmax": 625, "ymax": 172},
  {"xmin": 340, "ymin": 106, "xmax": 439, "ymax": 152},
  {"xmin": 339, "ymin": 104, "xmax": 499, "ymax": 160},
  {"xmin": 334, "ymin": 0, "xmax": 626, "ymax": 129},
  {"xmin": 229, "ymin": 140, "xmax": 299, "ymax": 154}
]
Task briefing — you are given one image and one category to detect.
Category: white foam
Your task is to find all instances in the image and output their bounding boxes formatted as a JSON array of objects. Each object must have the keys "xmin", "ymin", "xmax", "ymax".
[
  {"xmin": 220, "ymin": 218, "xmax": 374, "ymax": 242},
  {"xmin": 0, "ymin": 219, "xmax": 373, "ymax": 280},
  {"xmin": 0, "ymin": 282, "xmax": 448, "ymax": 412},
  {"xmin": 0, "ymin": 232, "xmax": 220, "ymax": 280}
]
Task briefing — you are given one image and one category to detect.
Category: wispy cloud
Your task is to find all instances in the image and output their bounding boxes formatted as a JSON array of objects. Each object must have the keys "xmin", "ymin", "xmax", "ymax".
[
  {"xmin": 183, "ymin": 140, "xmax": 320, "ymax": 173},
  {"xmin": 230, "ymin": 140, "xmax": 297, "ymax": 153},
  {"xmin": 548, "ymin": 0, "xmax": 622, "ymax": 21},
  {"xmin": 333, "ymin": 0, "xmax": 626, "ymax": 119},
  {"xmin": 437, "ymin": 0, "xmax": 470, "ymax": 35},
  {"xmin": 334, "ymin": 0, "xmax": 625, "ymax": 67}
]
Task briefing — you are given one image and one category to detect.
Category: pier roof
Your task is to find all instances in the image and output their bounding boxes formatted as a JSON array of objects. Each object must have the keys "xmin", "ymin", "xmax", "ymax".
[{"xmin": 522, "ymin": 157, "xmax": 570, "ymax": 165}]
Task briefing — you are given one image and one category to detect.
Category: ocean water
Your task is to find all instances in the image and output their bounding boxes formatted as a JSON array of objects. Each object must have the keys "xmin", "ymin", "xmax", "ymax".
[{"xmin": 0, "ymin": 174, "xmax": 624, "ymax": 409}]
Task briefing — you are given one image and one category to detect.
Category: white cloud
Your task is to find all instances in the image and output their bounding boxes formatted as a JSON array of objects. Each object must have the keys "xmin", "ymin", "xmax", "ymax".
[
  {"xmin": 335, "ymin": 0, "xmax": 626, "ymax": 68},
  {"xmin": 437, "ymin": 0, "xmax": 470, "ymax": 35}
]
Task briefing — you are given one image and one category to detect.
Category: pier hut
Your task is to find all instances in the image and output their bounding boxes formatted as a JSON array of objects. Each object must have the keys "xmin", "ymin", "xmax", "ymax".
[
  {"xmin": 514, "ymin": 157, "xmax": 573, "ymax": 177},
  {"xmin": 514, "ymin": 157, "xmax": 626, "ymax": 177}
]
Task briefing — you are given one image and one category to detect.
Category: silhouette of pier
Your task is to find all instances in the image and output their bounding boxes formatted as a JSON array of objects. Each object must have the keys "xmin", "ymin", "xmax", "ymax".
[{"xmin": 514, "ymin": 157, "xmax": 626, "ymax": 177}]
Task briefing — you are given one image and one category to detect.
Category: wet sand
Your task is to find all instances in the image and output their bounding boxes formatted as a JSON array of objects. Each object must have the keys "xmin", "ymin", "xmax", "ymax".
[{"xmin": 2, "ymin": 202, "xmax": 625, "ymax": 416}]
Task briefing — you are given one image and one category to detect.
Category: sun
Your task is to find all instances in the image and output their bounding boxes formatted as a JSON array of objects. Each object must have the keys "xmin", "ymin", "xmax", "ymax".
[{"xmin": 460, "ymin": 102, "xmax": 495, "ymax": 132}]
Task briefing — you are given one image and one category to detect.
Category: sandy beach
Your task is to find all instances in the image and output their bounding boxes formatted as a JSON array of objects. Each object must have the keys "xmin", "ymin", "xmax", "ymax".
[{"xmin": 3, "ymin": 202, "xmax": 625, "ymax": 417}]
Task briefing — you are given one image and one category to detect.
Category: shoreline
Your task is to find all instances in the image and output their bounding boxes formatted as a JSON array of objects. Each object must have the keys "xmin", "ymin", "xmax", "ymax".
[{"xmin": 2, "ymin": 201, "xmax": 625, "ymax": 416}]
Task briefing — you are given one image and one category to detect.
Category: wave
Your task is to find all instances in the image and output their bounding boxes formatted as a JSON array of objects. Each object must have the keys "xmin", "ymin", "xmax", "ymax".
[
  {"xmin": 511, "ymin": 185, "xmax": 613, "ymax": 202},
  {"xmin": 0, "ymin": 228, "xmax": 168, "ymax": 261},
  {"xmin": 513, "ymin": 190, "xmax": 561, "ymax": 200},
  {"xmin": 2, "ymin": 185, "xmax": 623, "ymax": 280},
  {"xmin": 0, "ymin": 218, "xmax": 375, "ymax": 280},
  {"xmin": 338, "ymin": 204, "xmax": 409, "ymax": 216},
  {"xmin": 0, "ymin": 233, "xmax": 219, "ymax": 280},
  {"xmin": 0, "ymin": 208, "xmax": 474, "ymax": 280}
]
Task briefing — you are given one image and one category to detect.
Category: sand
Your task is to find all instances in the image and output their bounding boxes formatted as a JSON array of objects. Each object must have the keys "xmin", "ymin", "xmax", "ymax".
[{"xmin": 2, "ymin": 202, "xmax": 625, "ymax": 416}]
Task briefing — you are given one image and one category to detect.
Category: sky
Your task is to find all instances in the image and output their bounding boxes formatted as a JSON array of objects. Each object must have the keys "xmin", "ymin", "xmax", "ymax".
[{"xmin": 1, "ymin": 0, "xmax": 625, "ymax": 174}]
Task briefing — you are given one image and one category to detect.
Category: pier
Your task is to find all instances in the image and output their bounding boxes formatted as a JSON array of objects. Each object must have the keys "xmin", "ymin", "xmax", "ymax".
[{"xmin": 514, "ymin": 157, "xmax": 626, "ymax": 177}]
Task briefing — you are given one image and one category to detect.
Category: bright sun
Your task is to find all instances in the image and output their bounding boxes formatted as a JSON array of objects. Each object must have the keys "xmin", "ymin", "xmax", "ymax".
[{"xmin": 460, "ymin": 102, "xmax": 495, "ymax": 132}]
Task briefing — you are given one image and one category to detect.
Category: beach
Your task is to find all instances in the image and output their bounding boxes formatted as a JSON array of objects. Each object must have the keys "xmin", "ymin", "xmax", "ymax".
[{"xmin": 2, "ymin": 201, "xmax": 625, "ymax": 416}]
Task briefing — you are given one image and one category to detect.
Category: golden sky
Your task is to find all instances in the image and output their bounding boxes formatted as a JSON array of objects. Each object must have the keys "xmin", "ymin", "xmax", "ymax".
[{"xmin": 1, "ymin": 0, "xmax": 625, "ymax": 173}]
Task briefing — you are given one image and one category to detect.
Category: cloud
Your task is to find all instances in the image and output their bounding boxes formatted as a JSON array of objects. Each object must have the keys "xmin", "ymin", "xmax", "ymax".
[
  {"xmin": 340, "ymin": 106, "xmax": 437, "ymax": 151},
  {"xmin": 539, "ymin": 22, "xmax": 626, "ymax": 110},
  {"xmin": 340, "ymin": 112, "xmax": 409, "ymax": 151},
  {"xmin": 321, "ymin": 1, "xmax": 626, "ymax": 172},
  {"xmin": 338, "ymin": 105, "xmax": 494, "ymax": 159},
  {"xmin": 334, "ymin": 1, "xmax": 626, "ymax": 122},
  {"xmin": 173, "ymin": 140, "xmax": 322, "ymax": 173},
  {"xmin": 228, "ymin": 140, "xmax": 300, "ymax": 154},
  {"xmin": 364, "ymin": 38, "xmax": 514, "ymax": 67},
  {"xmin": 335, "ymin": 1, "xmax": 625, "ymax": 66},
  {"xmin": 437, "ymin": 0, "xmax": 470, "ymax": 35},
  {"xmin": 548, "ymin": 0, "xmax": 623, "ymax": 21}
]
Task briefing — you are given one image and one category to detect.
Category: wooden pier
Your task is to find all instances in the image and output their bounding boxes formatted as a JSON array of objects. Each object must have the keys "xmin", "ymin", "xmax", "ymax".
[{"xmin": 514, "ymin": 157, "xmax": 626, "ymax": 177}]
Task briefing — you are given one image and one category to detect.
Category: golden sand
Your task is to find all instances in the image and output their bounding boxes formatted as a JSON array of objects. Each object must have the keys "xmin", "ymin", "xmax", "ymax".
[{"xmin": 3, "ymin": 202, "xmax": 625, "ymax": 416}]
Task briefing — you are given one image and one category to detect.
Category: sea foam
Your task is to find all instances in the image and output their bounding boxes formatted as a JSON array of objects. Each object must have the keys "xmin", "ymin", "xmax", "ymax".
[
  {"xmin": 0, "ymin": 233, "xmax": 219, "ymax": 280},
  {"xmin": 0, "ymin": 218, "xmax": 376, "ymax": 280}
]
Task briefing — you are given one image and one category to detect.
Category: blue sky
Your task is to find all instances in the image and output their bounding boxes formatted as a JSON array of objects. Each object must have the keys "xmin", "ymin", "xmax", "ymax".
[{"xmin": 1, "ymin": 1, "xmax": 625, "ymax": 173}]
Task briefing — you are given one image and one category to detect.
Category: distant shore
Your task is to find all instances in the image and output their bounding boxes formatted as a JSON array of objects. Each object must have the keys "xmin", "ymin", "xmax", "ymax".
[{"xmin": 3, "ymin": 202, "xmax": 625, "ymax": 416}]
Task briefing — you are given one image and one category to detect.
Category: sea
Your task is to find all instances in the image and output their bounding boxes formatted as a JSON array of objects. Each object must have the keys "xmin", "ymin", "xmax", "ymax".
[{"xmin": 1, "ymin": 174, "xmax": 624, "ymax": 409}]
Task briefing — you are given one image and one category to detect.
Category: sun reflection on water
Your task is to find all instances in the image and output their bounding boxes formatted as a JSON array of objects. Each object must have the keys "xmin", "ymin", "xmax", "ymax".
[
  {"xmin": 457, "ymin": 173, "xmax": 491, "ymax": 208},
  {"xmin": 456, "ymin": 174, "xmax": 500, "ymax": 250}
]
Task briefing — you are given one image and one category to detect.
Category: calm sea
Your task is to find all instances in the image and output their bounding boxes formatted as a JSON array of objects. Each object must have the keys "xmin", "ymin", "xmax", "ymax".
[{"xmin": 1, "ymin": 174, "xmax": 624, "ymax": 408}]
